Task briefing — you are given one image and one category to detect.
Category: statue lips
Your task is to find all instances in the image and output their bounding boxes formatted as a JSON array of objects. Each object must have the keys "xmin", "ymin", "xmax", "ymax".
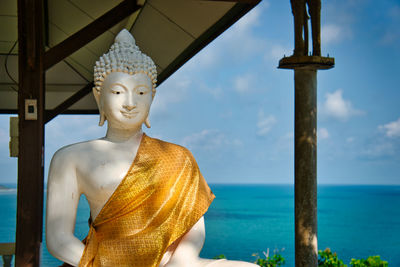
[{"xmin": 120, "ymin": 110, "xmax": 139, "ymax": 119}]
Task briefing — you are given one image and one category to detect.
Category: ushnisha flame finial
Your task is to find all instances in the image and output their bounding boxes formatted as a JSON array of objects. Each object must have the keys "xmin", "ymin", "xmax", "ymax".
[{"xmin": 93, "ymin": 29, "xmax": 157, "ymax": 97}]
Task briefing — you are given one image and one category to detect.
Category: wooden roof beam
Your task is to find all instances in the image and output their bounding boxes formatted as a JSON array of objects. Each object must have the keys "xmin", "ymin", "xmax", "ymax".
[
  {"xmin": 44, "ymin": 82, "xmax": 94, "ymax": 124},
  {"xmin": 44, "ymin": 0, "xmax": 142, "ymax": 70},
  {"xmin": 158, "ymin": 2, "xmax": 261, "ymax": 85},
  {"xmin": 200, "ymin": 0, "xmax": 260, "ymax": 4}
]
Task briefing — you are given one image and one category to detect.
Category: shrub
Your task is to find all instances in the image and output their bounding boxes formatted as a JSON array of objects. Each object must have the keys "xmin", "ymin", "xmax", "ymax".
[
  {"xmin": 253, "ymin": 248, "xmax": 286, "ymax": 267},
  {"xmin": 213, "ymin": 254, "xmax": 227, "ymax": 259},
  {"xmin": 318, "ymin": 248, "xmax": 347, "ymax": 267},
  {"xmin": 213, "ymin": 248, "xmax": 388, "ymax": 267},
  {"xmin": 349, "ymin": 256, "xmax": 388, "ymax": 267}
]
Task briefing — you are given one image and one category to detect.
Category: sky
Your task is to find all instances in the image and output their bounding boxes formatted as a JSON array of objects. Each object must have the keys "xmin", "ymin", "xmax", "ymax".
[{"xmin": 0, "ymin": 0, "xmax": 399, "ymax": 185}]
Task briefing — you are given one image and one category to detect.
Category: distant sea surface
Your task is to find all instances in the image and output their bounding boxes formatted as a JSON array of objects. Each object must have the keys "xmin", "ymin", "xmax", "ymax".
[{"xmin": 1, "ymin": 184, "xmax": 399, "ymax": 266}]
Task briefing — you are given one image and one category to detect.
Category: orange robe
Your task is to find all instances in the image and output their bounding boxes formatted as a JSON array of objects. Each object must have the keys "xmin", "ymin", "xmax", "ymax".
[{"xmin": 79, "ymin": 134, "xmax": 215, "ymax": 267}]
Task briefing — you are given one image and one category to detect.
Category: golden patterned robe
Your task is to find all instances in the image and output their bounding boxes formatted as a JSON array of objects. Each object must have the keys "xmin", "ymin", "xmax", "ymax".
[{"xmin": 79, "ymin": 134, "xmax": 215, "ymax": 267}]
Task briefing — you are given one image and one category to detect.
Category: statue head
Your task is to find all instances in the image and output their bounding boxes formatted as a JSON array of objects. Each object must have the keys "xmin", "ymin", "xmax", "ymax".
[{"xmin": 93, "ymin": 29, "xmax": 157, "ymax": 128}]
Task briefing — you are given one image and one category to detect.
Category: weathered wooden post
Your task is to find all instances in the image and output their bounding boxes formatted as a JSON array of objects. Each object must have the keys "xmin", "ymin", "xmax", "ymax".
[
  {"xmin": 15, "ymin": 0, "xmax": 45, "ymax": 266},
  {"xmin": 279, "ymin": 1, "xmax": 334, "ymax": 266}
]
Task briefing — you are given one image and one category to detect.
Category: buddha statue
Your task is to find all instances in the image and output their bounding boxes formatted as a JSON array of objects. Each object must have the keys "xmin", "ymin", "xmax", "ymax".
[{"xmin": 46, "ymin": 29, "xmax": 258, "ymax": 267}]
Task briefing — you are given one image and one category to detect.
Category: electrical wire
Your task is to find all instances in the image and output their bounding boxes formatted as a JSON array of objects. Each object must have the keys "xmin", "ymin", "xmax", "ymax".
[{"xmin": 4, "ymin": 40, "xmax": 19, "ymax": 93}]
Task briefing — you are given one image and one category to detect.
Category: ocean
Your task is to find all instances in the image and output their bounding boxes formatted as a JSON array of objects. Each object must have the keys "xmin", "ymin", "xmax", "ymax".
[{"xmin": 0, "ymin": 185, "xmax": 399, "ymax": 266}]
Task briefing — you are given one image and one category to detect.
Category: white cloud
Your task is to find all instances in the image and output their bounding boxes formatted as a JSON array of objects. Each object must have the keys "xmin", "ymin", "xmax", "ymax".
[
  {"xmin": 321, "ymin": 24, "xmax": 352, "ymax": 46},
  {"xmin": 232, "ymin": 2, "xmax": 264, "ymax": 33},
  {"xmin": 363, "ymin": 141, "xmax": 395, "ymax": 158},
  {"xmin": 257, "ymin": 110, "xmax": 276, "ymax": 137},
  {"xmin": 389, "ymin": 5, "xmax": 400, "ymax": 19},
  {"xmin": 181, "ymin": 129, "xmax": 241, "ymax": 151},
  {"xmin": 321, "ymin": 89, "xmax": 363, "ymax": 121},
  {"xmin": 174, "ymin": 1, "xmax": 270, "ymax": 100},
  {"xmin": 268, "ymin": 44, "xmax": 292, "ymax": 61},
  {"xmin": 379, "ymin": 118, "xmax": 400, "ymax": 138},
  {"xmin": 198, "ymin": 83, "xmax": 223, "ymax": 99},
  {"xmin": 233, "ymin": 74, "xmax": 254, "ymax": 93},
  {"xmin": 321, "ymin": 24, "xmax": 341, "ymax": 45},
  {"xmin": 0, "ymin": 127, "xmax": 8, "ymax": 145},
  {"xmin": 0, "ymin": 116, "xmax": 12, "ymax": 146},
  {"xmin": 274, "ymin": 132, "xmax": 294, "ymax": 154},
  {"xmin": 223, "ymin": 3, "xmax": 267, "ymax": 54},
  {"xmin": 150, "ymin": 74, "xmax": 190, "ymax": 116},
  {"xmin": 380, "ymin": 31, "xmax": 400, "ymax": 45},
  {"xmin": 362, "ymin": 118, "xmax": 400, "ymax": 159},
  {"xmin": 380, "ymin": 5, "xmax": 400, "ymax": 45},
  {"xmin": 186, "ymin": 1, "xmax": 268, "ymax": 71},
  {"xmin": 318, "ymin": 128, "xmax": 330, "ymax": 140},
  {"xmin": 46, "ymin": 115, "xmax": 105, "ymax": 148},
  {"xmin": 323, "ymin": 0, "xmax": 356, "ymax": 46},
  {"xmin": 219, "ymin": 110, "xmax": 233, "ymax": 119},
  {"xmin": 187, "ymin": 45, "xmax": 218, "ymax": 69}
]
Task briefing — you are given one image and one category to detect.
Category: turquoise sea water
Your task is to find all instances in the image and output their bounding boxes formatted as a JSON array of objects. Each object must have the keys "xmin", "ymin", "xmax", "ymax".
[{"xmin": 1, "ymin": 185, "xmax": 399, "ymax": 266}]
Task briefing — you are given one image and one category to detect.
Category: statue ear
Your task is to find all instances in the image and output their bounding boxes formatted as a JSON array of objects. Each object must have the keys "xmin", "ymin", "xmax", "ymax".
[
  {"xmin": 144, "ymin": 117, "xmax": 151, "ymax": 128},
  {"xmin": 93, "ymin": 87, "xmax": 106, "ymax": 126},
  {"xmin": 93, "ymin": 87, "xmax": 101, "ymax": 108},
  {"xmin": 99, "ymin": 110, "xmax": 106, "ymax": 126},
  {"xmin": 145, "ymin": 95, "xmax": 154, "ymax": 128}
]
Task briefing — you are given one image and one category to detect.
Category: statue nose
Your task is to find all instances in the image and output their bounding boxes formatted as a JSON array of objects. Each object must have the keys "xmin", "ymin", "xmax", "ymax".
[{"xmin": 123, "ymin": 104, "xmax": 135, "ymax": 111}]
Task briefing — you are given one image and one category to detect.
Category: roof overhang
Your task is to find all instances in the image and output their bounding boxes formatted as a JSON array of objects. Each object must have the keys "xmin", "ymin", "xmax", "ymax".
[{"xmin": 0, "ymin": 0, "xmax": 261, "ymax": 116}]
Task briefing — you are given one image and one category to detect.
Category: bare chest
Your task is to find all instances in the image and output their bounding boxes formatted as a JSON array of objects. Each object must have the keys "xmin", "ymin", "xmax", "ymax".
[{"xmin": 77, "ymin": 152, "xmax": 136, "ymax": 218}]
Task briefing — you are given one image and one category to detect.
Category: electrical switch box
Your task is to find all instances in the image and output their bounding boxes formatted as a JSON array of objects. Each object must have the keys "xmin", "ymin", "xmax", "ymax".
[{"xmin": 25, "ymin": 99, "xmax": 37, "ymax": 120}]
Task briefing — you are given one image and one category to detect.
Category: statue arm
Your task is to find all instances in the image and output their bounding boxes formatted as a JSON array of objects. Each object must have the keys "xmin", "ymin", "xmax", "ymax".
[
  {"xmin": 46, "ymin": 149, "xmax": 85, "ymax": 266},
  {"xmin": 165, "ymin": 216, "xmax": 206, "ymax": 267}
]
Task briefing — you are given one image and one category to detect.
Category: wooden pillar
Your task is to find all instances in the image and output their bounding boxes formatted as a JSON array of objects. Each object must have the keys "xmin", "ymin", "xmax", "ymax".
[
  {"xmin": 294, "ymin": 68, "xmax": 318, "ymax": 266},
  {"xmin": 15, "ymin": 0, "xmax": 45, "ymax": 266},
  {"xmin": 279, "ymin": 56, "xmax": 334, "ymax": 266},
  {"xmin": 280, "ymin": 1, "xmax": 334, "ymax": 265}
]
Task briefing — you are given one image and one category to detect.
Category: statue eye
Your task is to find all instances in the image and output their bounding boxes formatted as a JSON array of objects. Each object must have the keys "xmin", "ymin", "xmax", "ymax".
[
  {"xmin": 137, "ymin": 89, "xmax": 147, "ymax": 95},
  {"xmin": 135, "ymin": 86, "xmax": 149, "ymax": 95},
  {"xmin": 110, "ymin": 84, "xmax": 126, "ymax": 95}
]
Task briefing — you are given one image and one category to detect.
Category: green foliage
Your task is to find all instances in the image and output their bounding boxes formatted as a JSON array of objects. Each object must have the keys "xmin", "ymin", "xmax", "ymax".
[
  {"xmin": 349, "ymin": 256, "xmax": 388, "ymax": 267},
  {"xmin": 255, "ymin": 254, "xmax": 286, "ymax": 267},
  {"xmin": 213, "ymin": 248, "xmax": 388, "ymax": 267},
  {"xmin": 253, "ymin": 248, "xmax": 286, "ymax": 267},
  {"xmin": 213, "ymin": 254, "xmax": 227, "ymax": 259},
  {"xmin": 318, "ymin": 248, "xmax": 347, "ymax": 267}
]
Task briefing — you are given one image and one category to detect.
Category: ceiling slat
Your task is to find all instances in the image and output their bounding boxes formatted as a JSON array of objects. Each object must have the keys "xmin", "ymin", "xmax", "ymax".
[
  {"xmin": 0, "ymin": 0, "xmax": 260, "ymax": 114},
  {"xmin": 44, "ymin": 0, "xmax": 142, "ymax": 70}
]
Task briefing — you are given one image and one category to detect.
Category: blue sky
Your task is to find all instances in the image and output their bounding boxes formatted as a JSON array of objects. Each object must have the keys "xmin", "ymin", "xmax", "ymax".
[{"xmin": 1, "ymin": 0, "xmax": 399, "ymax": 185}]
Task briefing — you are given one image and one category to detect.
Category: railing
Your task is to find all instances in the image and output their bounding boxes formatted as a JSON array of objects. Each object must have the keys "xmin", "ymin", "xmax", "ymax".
[{"xmin": 0, "ymin": 243, "xmax": 15, "ymax": 267}]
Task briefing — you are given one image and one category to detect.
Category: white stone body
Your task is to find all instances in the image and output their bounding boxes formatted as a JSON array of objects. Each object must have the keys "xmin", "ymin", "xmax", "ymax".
[{"xmin": 46, "ymin": 31, "xmax": 257, "ymax": 267}]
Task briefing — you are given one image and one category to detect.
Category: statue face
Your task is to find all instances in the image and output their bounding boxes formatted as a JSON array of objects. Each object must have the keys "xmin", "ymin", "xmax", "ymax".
[{"xmin": 100, "ymin": 72, "xmax": 153, "ymax": 129}]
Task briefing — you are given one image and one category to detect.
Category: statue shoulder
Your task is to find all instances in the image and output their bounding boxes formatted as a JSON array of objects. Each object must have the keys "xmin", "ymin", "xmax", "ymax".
[
  {"xmin": 147, "ymin": 136, "xmax": 196, "ymax": 163},
  {"xmin": 50, "ymin": 139, "xmax": 103, "ymax": 165}
]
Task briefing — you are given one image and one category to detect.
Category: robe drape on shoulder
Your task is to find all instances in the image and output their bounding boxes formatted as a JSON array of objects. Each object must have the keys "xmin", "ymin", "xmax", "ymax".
[{"xmin": 78, "ymin": 134, "xmax": 215, "ymax": 267}]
